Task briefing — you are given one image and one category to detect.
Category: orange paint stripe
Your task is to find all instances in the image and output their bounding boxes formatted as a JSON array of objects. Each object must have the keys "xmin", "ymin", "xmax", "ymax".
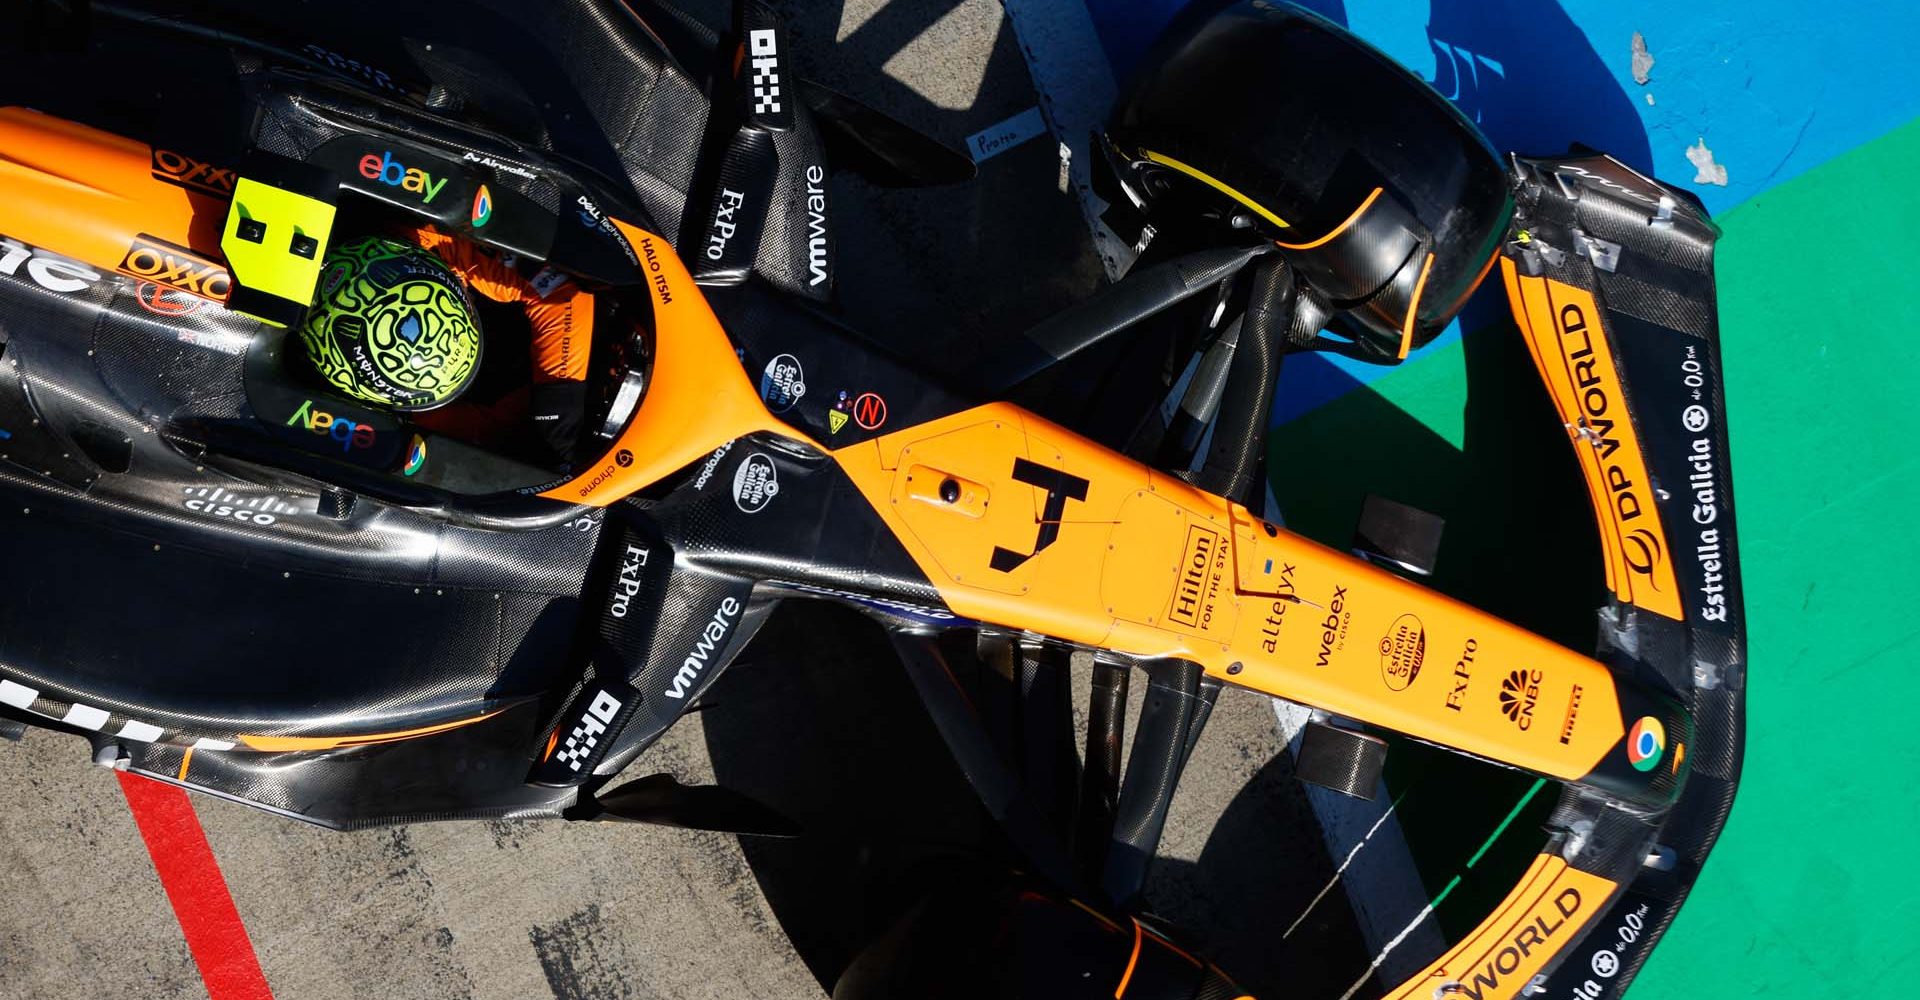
[
  {"xmin": 176, "ymin": 746, "xmax": 194, "ymax": 781},
  {"xmin": 236, "ymin": 710, "xmax": 502, "ymax": 752},
  {"xmin": 1115, "ymin": 919, "xmax": 1144, "ymax": 999},
  {"xmin": 1396, "ymin": 252, "xmax": 1436, "ymax": 360},
  {"xmin": 1276, "ymin": 187, "xmax": 1383, "ymax": 251},
  {"xmin": 1141, "ymin": 926, "xmax": 1202, "ymax": 967}
]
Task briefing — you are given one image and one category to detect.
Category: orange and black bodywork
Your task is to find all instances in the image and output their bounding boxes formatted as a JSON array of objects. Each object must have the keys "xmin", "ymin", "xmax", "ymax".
[{"xmin": 0, "ymin": 4, "xmax": 1741, "ymax": 999}]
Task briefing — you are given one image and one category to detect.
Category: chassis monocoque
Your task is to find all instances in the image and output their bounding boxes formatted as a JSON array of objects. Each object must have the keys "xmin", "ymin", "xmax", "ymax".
[{"xmin": 0, "ymin": 2, "xmax": 1744, "ymax": 998}]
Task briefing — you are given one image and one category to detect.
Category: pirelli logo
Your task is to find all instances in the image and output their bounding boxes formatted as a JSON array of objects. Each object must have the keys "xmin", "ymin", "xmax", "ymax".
[{"xmin": 1505, "ymin": 262, "xmax": 1682, "ymax": 621}]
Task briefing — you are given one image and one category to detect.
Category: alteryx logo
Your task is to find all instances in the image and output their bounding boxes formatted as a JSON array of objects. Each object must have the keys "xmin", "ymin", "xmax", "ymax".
[{"xmin": 357, "ymin": 150, "xmax": 449, "ymax": 204}]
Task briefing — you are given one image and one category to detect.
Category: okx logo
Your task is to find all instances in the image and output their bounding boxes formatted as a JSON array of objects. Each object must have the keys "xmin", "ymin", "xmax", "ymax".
[
  {"xmin": 536, "ymin": 678, "xmax": 638, "ymax": 783},
  {"xmin": 748, "ymin": 29, "xmax": 783, "ymax": 115},
  {"xmin": 1499, "ymin": 669, "xmax": 1542, "ymax": 730},
  {"xmin": 119, "ymin": 236, "xmax": 230, "ymax": 300},
  {"xmin": 358, "ymin": 150, "xmax": 450, "ymax": 204}
]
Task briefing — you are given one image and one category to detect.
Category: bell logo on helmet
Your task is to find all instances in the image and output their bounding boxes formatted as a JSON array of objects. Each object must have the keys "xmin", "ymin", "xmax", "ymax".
[
  {"xmin": 358, "ymin": 150, "xmax": 449, "ymax": 204},
  {"xmin": 286, "ymin": 398, "xmax": 377, "ymax": 452}
]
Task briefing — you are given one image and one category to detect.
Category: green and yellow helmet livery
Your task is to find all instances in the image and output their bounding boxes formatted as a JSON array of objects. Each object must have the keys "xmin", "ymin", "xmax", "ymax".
[{"xmin": 298, "ymin": 236, "xmax": 481, "ymax": 411}]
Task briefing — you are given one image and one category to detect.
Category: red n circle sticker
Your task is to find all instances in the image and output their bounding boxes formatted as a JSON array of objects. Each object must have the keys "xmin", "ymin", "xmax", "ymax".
[{"xmin": 852, "ymin": 392, "xmax": 888, "ymax": 430}]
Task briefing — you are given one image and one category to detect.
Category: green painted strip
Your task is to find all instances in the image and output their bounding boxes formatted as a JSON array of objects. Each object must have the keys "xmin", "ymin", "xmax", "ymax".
[
  {"xmin": 1465, "ymin": 778, "xmax": 1547, "ymax": 870},
  {"xmin": 1430, "ymin": 874, "xmax": 1463, "ymax": 909}
]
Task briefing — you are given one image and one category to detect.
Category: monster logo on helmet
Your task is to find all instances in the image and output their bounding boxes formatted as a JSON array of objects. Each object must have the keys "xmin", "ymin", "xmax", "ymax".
[{"xmin": 298, "ymin": 236, "xmax": 482, "ymax": 411}]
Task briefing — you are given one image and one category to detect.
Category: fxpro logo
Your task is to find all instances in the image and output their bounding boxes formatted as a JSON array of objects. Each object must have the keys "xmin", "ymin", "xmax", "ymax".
[
  {"xmin": 664, "ymin": 596, "xmax": 741, "ymax": 699},
  {"xmin": 747, "ymin": 29, "xmax": 782, "ymax": 115},
  {"xmin": 1552, "ymin": 296, "xmax": 1680, "ymax": 619},
  {"xmin": 1445, "ymin": 639, "xmax": 1477, "ymax": 712},
  {"xmin": 0, "ymin": 237, "xmax": 99, "ymax": 294},
  {"xmin": 1499, "ymin": 668, "xmax": 1542, "ymax": 730},
  {"xmin": 706, "ymin": 188, "xmax": 745, "ymax": 260},
  {"xmin": 358, "ymin": 150, "xmax": 449, "ymax": 204},
  {"xmin": 608, "ymin": 543, "xmax": 649, "ymax": 618},
  {"xmin": 286, "ymin": 399, "xmax": 376, "ymax": 453},
  {"xmin": 804, "ymin": 165, "xmax": 829, "ymax": 287},
  {"xmin": 551, "ymin": 688, "xmax": 624, "ymax": 773}
]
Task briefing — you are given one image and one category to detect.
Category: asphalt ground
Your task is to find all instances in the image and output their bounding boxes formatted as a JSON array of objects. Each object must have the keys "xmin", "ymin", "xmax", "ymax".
[{"xmin": 0, "ymin": 2, "xmax": 1368, "ymax": 998}]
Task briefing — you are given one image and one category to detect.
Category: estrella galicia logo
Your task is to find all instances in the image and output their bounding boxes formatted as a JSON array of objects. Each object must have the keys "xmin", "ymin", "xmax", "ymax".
[
  {"xmin": 1378, "ymin": 614, "xmax": 1425, "ymax": 692},
  {"xmin": 759, "ymin": 353, "xmax": 806, "ymax": 412},
  {"xmin": 1498, "ymin": 669, "xmax": 1542, "ymax": 730},
  {"xmin": 732, "ymin": 453, "xmax": 779, "ymax": 513}
]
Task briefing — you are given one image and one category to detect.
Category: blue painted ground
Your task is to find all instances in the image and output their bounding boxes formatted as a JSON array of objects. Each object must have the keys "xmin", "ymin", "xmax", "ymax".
[{"xmin": 1080, "ymin": 0, "xmax": 1920, "ymax": 421}]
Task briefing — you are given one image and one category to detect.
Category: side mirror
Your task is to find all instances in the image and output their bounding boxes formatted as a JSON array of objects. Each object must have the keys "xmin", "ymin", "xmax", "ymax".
[{"xmin": 1104, "ymin": 2, "xmax": 1513, "ymax": 362}]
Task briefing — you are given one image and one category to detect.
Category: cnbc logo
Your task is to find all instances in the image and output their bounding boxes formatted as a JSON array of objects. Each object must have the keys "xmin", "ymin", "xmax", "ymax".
[{"xmin": 1498, "ymin": 669, "xmax": 1542, "ymax": 730}]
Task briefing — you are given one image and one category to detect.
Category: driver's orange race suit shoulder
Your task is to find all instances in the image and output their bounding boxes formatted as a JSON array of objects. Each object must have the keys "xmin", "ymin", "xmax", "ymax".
[
  {"xmin": 408, "ymin": 224, "xmax": 596, "ymax": 459},
  {"xmin": 410, "ymin": 224, "xmax": 594, "ymax": 382}
]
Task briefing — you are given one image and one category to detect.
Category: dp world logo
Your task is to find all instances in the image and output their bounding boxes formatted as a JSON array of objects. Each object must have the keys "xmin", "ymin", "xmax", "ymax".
[{"xmin": 1498, "ymin": 669, "xmax": 1541, "ymax": 730}]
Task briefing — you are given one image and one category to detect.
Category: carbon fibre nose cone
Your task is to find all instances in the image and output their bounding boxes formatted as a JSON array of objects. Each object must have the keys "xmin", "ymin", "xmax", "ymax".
[{"xmin": 1105, "ymin": 2, "xmax": 1514, "ymax": 361}]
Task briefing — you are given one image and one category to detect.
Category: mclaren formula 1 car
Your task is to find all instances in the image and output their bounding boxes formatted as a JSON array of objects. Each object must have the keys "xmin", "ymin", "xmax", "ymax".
[{"xmin": 0, "ymin": 1, "xmax": 1744, "ymax": 998}]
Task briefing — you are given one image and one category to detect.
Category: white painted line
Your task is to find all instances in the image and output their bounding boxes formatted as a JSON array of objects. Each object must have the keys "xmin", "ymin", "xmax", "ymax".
[
  {"xmin": 116, "ymin": 720, "xmax": 164, "ymax": 743},
  {"xmin": 0, "ymin": 678, "xmax": 37, "ymax": 710},
  {"xmin": 191, "ymin": 737, "xmax": 235, "ymax": 752},
  {"xmin": 62, "ymin": 703, "xmax": 110, "ymax": 731},
  {"xmin": 967, "ymin": 105, "xmax": 1048, "ymax": 163},
  {"xmin": 1273, "ymin": 699, "xmax": 1445, "ymax": 984},
  {"xmin": 998, "ymin": 0, "xmax": 1131, "ymax": 278}
]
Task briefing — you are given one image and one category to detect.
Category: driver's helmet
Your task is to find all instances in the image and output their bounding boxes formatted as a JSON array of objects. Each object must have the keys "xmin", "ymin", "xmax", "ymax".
[{"xmin": 296, "ymin": 235, "xmax": 482, "ymax": 411}]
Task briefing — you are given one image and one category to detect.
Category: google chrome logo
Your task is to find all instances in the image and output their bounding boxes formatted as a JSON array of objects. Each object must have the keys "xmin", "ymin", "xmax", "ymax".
[{"xmin": 1627, "ymin": 716, "xmax": 1666, "ymax": 772}]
